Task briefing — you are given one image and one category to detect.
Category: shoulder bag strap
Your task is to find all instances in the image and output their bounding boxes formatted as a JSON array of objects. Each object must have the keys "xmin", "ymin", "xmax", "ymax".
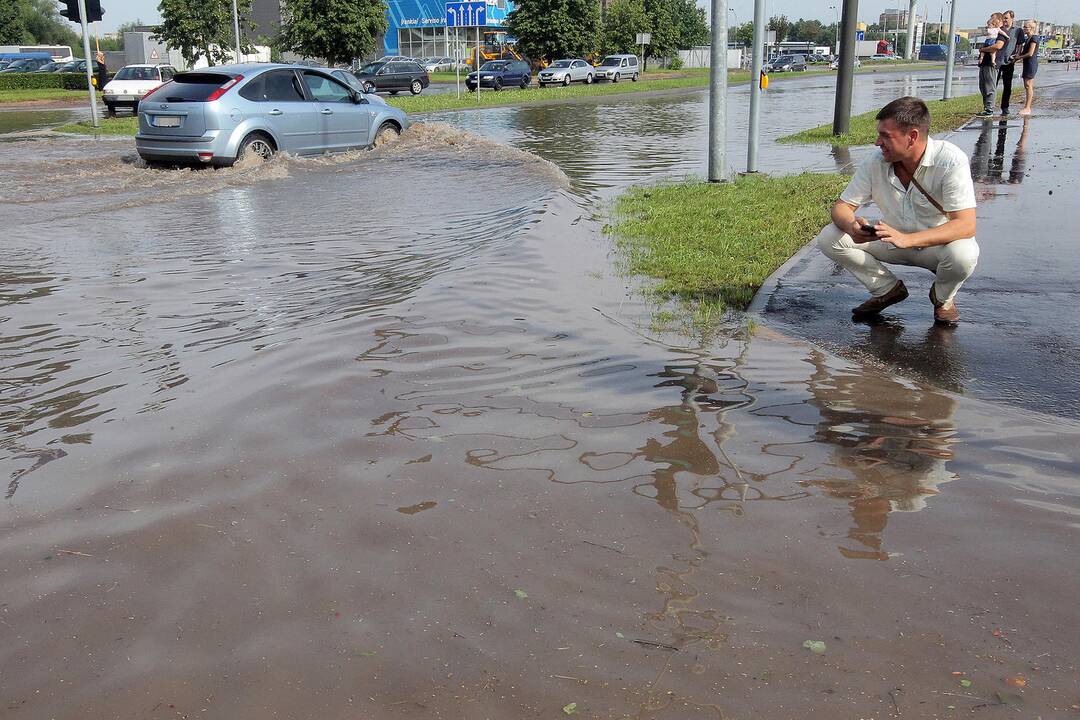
[{"xmin": 895, "ymin": 162, "xmax": 947, "ymax": 215}]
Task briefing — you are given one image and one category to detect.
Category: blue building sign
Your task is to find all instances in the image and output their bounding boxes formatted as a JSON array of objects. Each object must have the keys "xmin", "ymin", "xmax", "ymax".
[{"xmin": 383, "ymin": 0, "xmax": 514, "ymax": 56}]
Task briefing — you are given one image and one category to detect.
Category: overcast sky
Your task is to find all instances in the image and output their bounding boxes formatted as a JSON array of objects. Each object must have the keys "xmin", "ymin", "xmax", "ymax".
[{"xmin": 89, "ymin": 0, "xmax": 1078, "ymax": 33}]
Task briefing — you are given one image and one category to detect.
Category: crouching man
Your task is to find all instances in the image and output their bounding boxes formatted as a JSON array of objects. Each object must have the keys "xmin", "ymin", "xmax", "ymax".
[{"xmin": 816, "ymin": 97, "xmax": 979, "ymax": 324}]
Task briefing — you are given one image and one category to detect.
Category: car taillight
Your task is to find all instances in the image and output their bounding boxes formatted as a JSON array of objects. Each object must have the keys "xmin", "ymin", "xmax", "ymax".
[
  {"xmin": 143, "ymin": 80, "xmax": 171, "ymax": 100},
  {"xmin": 205, "ymin": 75, "xmax": 244, "ymax": 102}
]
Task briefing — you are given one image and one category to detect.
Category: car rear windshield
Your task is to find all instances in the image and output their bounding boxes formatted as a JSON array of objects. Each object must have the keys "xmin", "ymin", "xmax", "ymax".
[
  {"xmin": 480, "ymin": 62, "xmax": 508, "ymax": 71},
  {"xmin": 144, "ymin": 72, "xmax": 230, "ymax": 102}
]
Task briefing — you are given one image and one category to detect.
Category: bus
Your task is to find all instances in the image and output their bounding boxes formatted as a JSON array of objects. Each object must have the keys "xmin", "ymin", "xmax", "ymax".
[{"xmin": 0, "ymin": 45, "xmax": 75, "ymax": 62}]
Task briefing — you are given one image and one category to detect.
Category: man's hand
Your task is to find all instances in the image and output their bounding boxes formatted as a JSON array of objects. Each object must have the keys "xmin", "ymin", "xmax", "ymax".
[
  {"xmin": 849, "ymin": 216, "xmax": 877, "ymax": 244},
  {"xmin": 874, "ymin": 221, "xmax": 914, "ymax": 248}
]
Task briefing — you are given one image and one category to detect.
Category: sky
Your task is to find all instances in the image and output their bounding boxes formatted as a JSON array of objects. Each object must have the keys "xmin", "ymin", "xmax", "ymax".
[{"xmin": 89, "ymin": 0, "xmax": 1078, "ymax": 33}]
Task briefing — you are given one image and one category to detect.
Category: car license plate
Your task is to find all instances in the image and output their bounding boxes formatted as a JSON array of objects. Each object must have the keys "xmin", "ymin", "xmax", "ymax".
[{"xmin": 153, "ymin": 115, "xmax": 181, "ymax": 128}]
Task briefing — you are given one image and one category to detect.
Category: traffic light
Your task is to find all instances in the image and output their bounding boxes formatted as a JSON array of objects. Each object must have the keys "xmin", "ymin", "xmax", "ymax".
[
  {"xmin": 85, "ymin": 0, "xmax": 104, "ymax": 23},
  {"xmin": 59, "ymin": 0, "xmax": 81, "ymax": 24}
]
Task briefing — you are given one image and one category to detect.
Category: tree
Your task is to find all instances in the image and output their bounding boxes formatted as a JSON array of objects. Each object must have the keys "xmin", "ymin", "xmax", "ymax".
[
  {"xmin": 506, "ymin": 0, "xmax": 600, "ymax": 63},
  {"xmin": 279, "ymin": 0, "xmax": 387, "ymax": 66},
  {"xmin": 767, "ymin": 14, "xmax": 790, "ymax": 55},
  {"xmin": 734, "ymin": 21, "xmax": 753, "ymax": 47},
  {"xmin": 24, "ymin": 0, "xmax": 79, "ymax": 46},
  {"xmin": 643, "ymin": 0, "xmax": 678, "ymax": 67},
  {"xmin": 672, "ymin": 0, "xmax": 707, "ymax": 49},
  {"xmin": 0, "ymin": 0, "xmax": 31, "ymax": 45},
  {"xmin": 601, "ymin": 0, "xmax": 648, "ymax": 55},
  {"xmin": 156, "ymin": 0, "xmax": 255, "ymax": 67}
]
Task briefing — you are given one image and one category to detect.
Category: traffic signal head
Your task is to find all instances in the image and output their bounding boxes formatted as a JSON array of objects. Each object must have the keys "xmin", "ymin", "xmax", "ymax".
[
  {"xmin": 85, "ymin": 0, "xmax": 104, "ymax": 23},
  {"xmin": 59, "ymin": 0, "xmax": 81, "ymax": 23}
]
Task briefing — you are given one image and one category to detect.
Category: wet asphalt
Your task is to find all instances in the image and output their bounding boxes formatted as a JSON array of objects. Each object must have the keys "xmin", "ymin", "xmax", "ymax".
[{"xmin": 757, "ymin": 81, "xmax": 1080, "ymax": 418}]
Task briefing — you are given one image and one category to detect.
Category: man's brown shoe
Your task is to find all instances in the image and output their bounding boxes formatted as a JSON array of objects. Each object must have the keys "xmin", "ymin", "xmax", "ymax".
[
  {"xmin": 929, "ymin": 286, "xmax": 960, "ymax": 325},
  {"xmin": 851, "ymin": 280, "xmax": 909, "ymax": 319}
]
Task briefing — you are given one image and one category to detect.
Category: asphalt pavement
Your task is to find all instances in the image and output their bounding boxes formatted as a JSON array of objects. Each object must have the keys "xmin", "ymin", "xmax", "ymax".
[{"xmin": 756, "ymin": 81, "xmax": 1080, "ymax": 419}]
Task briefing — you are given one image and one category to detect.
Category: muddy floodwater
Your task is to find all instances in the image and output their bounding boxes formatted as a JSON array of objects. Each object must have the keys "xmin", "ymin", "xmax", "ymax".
[{"xmin": 2, "ymin": 70, "xmax": 1079, "ymax": 719}]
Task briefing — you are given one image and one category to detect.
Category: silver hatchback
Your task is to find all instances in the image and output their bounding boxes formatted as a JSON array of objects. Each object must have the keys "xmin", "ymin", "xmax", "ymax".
[{"xmin": 136, "ymin": 63, "xmax": 413, "ymax": 166}]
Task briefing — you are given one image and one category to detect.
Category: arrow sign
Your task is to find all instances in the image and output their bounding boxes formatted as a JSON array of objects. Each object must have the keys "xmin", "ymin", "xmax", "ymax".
[{"xmin": 446, "ymin": 1, "xmax": 485, "ymax": 27}]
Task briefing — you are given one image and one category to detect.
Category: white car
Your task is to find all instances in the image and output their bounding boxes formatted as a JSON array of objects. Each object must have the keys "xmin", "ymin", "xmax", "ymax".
[
  {"xmin": 830, "ymin": 57, "xmax": 862, "ymax": 70},
  {"xmin": 102, "ymin": 64, "xmax": 175, "ymax": 115},
  {"xmin": 537, "ymin": 59, "xmax": 594, "ymax": 87}
]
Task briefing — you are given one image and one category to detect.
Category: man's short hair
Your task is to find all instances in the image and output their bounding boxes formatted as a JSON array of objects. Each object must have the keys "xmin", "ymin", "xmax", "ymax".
[
  {"xmin": 876, "ymin": 97, "xmax": 931, "ymax": 135},
  {"xmin": 1004, "ymin": 9, "xmax": 1015, "ymax": 18}
]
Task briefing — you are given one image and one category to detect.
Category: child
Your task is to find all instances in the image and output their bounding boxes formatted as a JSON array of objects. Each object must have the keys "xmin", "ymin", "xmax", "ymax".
[{"xmin": 977, "ymin": 14, "xmax": 1006, "ymax": 116}]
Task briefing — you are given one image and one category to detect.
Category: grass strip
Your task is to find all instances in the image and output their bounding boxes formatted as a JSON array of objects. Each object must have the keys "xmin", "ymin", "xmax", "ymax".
[
  {"xmin": 0, "ymin": 88, "xmax": 100, "ymax": 103},
  {"xmin": 777, "ymin": 92, "xmax": 988, "ymax": 146},
  {"xmin": 608, "ymin": 173, "xmax": 849, "ymax": 311},
  {"xmin": 55, "ymin": 116, "xmax": 138, "ymax": 135}
]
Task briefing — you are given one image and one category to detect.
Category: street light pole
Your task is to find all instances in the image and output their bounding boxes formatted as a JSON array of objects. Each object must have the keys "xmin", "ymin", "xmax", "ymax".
[
  {"xmin": 707, "ymin": 0, "xmax": 728, "ymax": 182},
  {"xmin": 747, "ymin": 0, "xmax": 765, "ymax": 172},
  {"xmin": 943, "ymin": 0, "xmax": 958, "ymax": 98},
  {"xmin": 76, "ymin": 0, "xmax": 99, "ymax": 128},
  {"xmin": 833, "ymin": 0, "xmax": 859, "ymax": 136},
  {"xmin": 231, "ymin": 0, "xmax": 242, "ymax": 62},
  {"xmin": 904, "ymin": 0, "xmax": 918, "ymax": 59}
]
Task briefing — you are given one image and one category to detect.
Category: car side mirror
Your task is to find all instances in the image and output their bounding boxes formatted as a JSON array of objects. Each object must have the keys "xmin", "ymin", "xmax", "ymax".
[{"xmin": 351, "ymin": 91, "xmax": 366, "ymax": 104}]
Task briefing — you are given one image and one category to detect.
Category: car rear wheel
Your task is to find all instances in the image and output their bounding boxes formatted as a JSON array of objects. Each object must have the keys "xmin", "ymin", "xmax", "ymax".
[
  {"xmin": 613, "ymin": 72, "xmax": 621, "ymax": 83},
  {"xmin": 519, "ymin": 76, "xmax": 529, "ymax": 89},
  {"xmin": 586, "ymin": 74, "xmax": 593, "ymax": 84},
  {"xmin": 410, "ymin": 79, "xmax": 423, "ymax": 94},
  {"xmin": 373, "ymin": 122, "xmax": 400, "ymax": 147},
  {"xmin": 493, "ymin": 78, "xmax": 502, "ymax": 91},
  {"xmin": 237, "ymin": 132, "xmax": 275, "ymax": 164}
]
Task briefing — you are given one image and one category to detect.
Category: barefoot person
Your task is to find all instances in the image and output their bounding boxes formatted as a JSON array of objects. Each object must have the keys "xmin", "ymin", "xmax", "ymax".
[
  {"xmin": 1017, "ymin": 21, "xmax": 1040, "ymax": 115},
  {"xmin": 815, "ymin": 97, "xmax": 979, "ymax": 325}
]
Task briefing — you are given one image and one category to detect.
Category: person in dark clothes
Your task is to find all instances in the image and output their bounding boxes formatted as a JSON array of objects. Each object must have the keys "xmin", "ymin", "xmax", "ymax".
[
  {"xmin": 1017, "ymin": 21, "xmax": 1040, "ymax": 115},
  {"xmin": 996, "ymin": 10, "xmax": 1025, "ymax": 115},
  {"xmin": 977, "ymin": 14, "xmax": 1006, "ymax": 117},
  {"xmin": 94, "ymin": 51, "xmax": 108, "ymax": 92}
]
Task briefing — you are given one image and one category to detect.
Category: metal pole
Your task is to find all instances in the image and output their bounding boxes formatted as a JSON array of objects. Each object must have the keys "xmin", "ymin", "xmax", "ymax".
[
  {"xmin": 904, "ymin": 0, "xmax": 918, "ymax": 59},
  {"xmin": 76, "ymin": 0, "xmax": 99, "ymax": 128},
  {"xmin": 232, "ymin": 0, "xmax": 242, "ymax": 62},
  {"xmin": 707, "ymin": 0, "xmax": 728, "ymax": 182},
  {"xmin": 456, "ymin": 28, "xmax": 461, "ymax": 99},
  {"xmin": 747, "ymin": 0, "xmax": 765, "ymax": 172},
  {"xmin": 833, "ymin": 0, "xmax": 859, "ymax": 135},
  {"xmin": 943, "ymin": 0, "xmax": 958, "ymax": 98},
  {"xmin": 476, "ymin": 25, "xmax": 480, "ymax": 103}
]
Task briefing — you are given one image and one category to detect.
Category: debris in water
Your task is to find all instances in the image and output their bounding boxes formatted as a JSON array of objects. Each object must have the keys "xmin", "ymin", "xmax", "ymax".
[
  {"xmin": 562, "ymin": 702, "xmax": 577, "ymax": 715},
  {"xmin": 959, "ymin": 679, "xmax": 972, "ymax": 688},
  {"xmin": 802, "ymin": 640, "xmax": 826, "ymax": 654},
  {"xmin": 514, "ymin": 589, "xmax": 528, "ymax": 599},
  {"xmin": 1003, "ymin": 675, "xmax": 1026, "ymax": 687}
]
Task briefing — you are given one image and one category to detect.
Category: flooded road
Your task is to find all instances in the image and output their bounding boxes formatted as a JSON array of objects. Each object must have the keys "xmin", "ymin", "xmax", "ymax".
[{"xmin": 2, "ymin": 68, "xmax": 1079, "ymax": 719}]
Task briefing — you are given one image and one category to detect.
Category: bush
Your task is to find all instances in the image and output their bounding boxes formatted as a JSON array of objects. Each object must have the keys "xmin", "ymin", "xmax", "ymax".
[
  {"xmin": 668, "ymin": 56, "xmax": 684, "ymax": 70},
  {"xmin": 0, "ymin": 73, "xmax": 93, "ymax": 91}
]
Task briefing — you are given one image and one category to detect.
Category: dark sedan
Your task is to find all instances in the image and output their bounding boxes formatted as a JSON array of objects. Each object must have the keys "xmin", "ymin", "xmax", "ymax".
[
  {"xmin": 353, "ymin": 60, "xmax": 429, "ymax": 95},
  {"xmin": 465, "ymin": 60, "xmax": 531, "ymax": 91}
]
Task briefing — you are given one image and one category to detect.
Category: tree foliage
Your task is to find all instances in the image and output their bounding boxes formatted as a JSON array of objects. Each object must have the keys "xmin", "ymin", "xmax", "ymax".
[
  {"xmin": 156, "ymin": 0, "xmax": 255, "ymax": 67},
  {"xmin": 279, "ymin": 0, "xmax": 388, "ymax": 66},
  {"xmin": 642, "ymin": 0, "xmax": 678, "ymax": 62},
  {"xmin": 507, "ymin": 0, "xmax": 600, "ymax": 62},
  {"xmin": 3, "ymin": 0, "xmax": 79, "ymax": 47},
  {"xmin": 672, "ymin": 0, "xmax": 708, "ymax": 49},
  {"xmin": 733, "ymin": 21, "xmax": 753, "ymax": 46},
  {"xmin": 601, "ymin": 0, "xmax": 647, "ymax": 55},
  {"xmin": 767, "ymin": 14, "xmax": 790, "ymax": 54}
]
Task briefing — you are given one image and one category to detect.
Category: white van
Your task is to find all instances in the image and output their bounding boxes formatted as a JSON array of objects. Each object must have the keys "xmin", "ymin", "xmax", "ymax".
[{"xmin": 595, "ymin": 54, "xmax": 640, "ymax": 82}]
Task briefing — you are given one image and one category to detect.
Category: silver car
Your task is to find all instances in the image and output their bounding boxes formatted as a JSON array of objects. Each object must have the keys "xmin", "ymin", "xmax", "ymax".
[
  {"xmin": 594, "ymin": 54, "xmax": 640, "ymax": 82},
  {"xmin": 537, "ymin": 59, "xmax": 594, "ymax": 87},
  {"xmin": 135, "ymin": 63, "xmax": 412, "ymax": 167}
]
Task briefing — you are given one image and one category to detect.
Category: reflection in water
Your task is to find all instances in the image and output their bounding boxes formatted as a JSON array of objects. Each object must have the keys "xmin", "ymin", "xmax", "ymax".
[
  {"xmin": 970, "ymin": 116, "xmax": 1031, "ymax": 186},
  {"xmin": 801, "ymin": 349, "xmax": 958, "ymax": 560},
  {"xmin": 851, "ymin": 319, "xmax": 968, "ymax": 392}
]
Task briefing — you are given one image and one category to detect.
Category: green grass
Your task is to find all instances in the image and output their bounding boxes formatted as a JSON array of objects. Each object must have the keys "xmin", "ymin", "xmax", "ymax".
[
  {"xmin": 777, "ymin": 92, "xmax": 988, "ymax": 146},
  {"xmin": 54, "ymin": 116, "xmax": 139, "ymax": 135},
  {"xmin": 608, "ymin": 173, "xmax": 850, "ymax": 312},
  {"xmin": 0, "ymin": 88, "xmax": 100, "ymax": 103}
]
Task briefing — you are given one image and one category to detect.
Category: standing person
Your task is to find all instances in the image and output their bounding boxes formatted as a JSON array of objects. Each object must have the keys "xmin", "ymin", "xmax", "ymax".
[
  {"xmin": 977, "ymin": 14, "xmax": 1006, "ymax": 117},
  {"xmin": 94, "ymin": 51, "xmax": 108, "ymax": 93},
  {"xmin": 1017, "ymin": 21, "xmax": 1040, "ymax": 115},
  {"xmin": 996, "ymin": 11, "xmax": 1025, "ymax": 115},
  {"xmin": 815, "ymin": 97, "xmax": 979, "ymax": 325}
]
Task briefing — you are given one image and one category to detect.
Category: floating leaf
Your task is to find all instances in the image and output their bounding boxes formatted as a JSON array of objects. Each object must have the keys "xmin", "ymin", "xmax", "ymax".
[
  {"xmin": 514, "ymin": 589, "xmax": 528, "ymax": 599},
  {"xmin": 615, "ymin": 632, "xmax": 625, "ymax": 639},
  {"xmin": 562, "ymin": 702, "xmax": 577, "ymax": 715},
  {"xmin": 802, "ymin": 640, "xmax": 826, "ymax": 654},
  {"xmin": 959, "ymin": 679, "xmax": 972, "ymax": 688},
  {"xmin": 1004, "ymin": 675, "xmax": 1026, "ymax": 687}
]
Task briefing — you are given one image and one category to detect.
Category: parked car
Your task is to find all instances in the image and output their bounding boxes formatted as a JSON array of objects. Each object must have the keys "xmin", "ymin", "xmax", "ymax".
[
  {"xmin": 353, "ymin": 60, "xmax": 429, "ymax": 95},
  {"xmin": 135, "ymin": 63, "xmax": 411, "ymax": 167},
  {"xmin": 538, "ymin": 59, "xmax": 594, "ymax": 87},
  {"xmin": 102, "ymin": 64, "xmax": 176, "ymax": 115},
  {"xmin": 32, "ymin": 61, "xmax": 68, "ymax": 73},
  {"xmin": 465, "ymin": 60, "xmax": 531, "ymax": 90},
  {"xmin": 869, "ymin": 53, "xmax": 900, "ymax": 61},
  {"xmin": 0, "ymin": 57, "xmax": 54, "ymax": 72},
  {"xmin": 375, "ymin": 55, "xmax": 411, "ymax": 63},
  {"xmin": 1048, "ymin": 48, "xmax": 1067, "ymax": 62},
  {"xmin": 829, "ymin": 56, "xmax": 862, "ymax": 70},
  {"xmin": 594, "ymin": 54, "xmax": 640, "ymax": 82},
  {"xmin": 766, "ymin": 54, "xmax": 807, "ymax": 72},
  {"xmin": 55, "ymin": 59, "xmax": 104, "ymax": 74},
  {"xmin": 422, "ymin": 56, "xmax": 457, "ymax": 72}
]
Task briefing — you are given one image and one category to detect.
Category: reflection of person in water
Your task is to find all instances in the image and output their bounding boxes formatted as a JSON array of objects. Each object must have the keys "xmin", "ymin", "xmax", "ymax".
[
  {"xmin": 1009, "ymin": 116, "xmax": 1030, "ymax": 184},
  {"xmin": 970, "ymin": 116, "xmax": 1029, "ymax": 186},
  {"xmin": 803, "ymin": 350, "xmax": 959, "ymax": 561}
]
